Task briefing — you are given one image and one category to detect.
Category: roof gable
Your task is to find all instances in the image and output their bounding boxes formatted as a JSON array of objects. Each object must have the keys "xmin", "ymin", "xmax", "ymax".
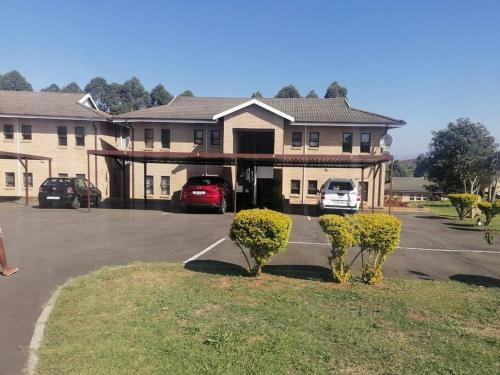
[{"xmin": 212, "ymin": 99, "xmax": 295, "ymax": 122}]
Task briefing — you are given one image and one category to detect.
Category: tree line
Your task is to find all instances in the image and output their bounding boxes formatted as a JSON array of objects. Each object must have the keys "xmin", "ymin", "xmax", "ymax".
[{"xmin": 0, "ymin": 70, "xmax": 348, "ymax": 115}]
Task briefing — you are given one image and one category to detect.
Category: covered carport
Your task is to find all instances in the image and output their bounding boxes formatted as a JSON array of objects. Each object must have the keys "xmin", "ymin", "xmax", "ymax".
[
  {"xmin": 86, "ymin": 150, "xmax": 394, "ymax": 213},
  {"xmin": 0, "ymin": 150, "xmax": 52, "ymax": 205}
]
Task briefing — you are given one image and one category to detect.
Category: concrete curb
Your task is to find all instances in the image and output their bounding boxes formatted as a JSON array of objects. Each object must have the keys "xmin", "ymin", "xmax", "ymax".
[{"xmin": 25, "ymin": 280, "xmax": 71, "ymax": 375}]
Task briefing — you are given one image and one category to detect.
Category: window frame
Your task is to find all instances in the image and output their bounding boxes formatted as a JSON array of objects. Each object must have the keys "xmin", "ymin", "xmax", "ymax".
[
  {"xmin": 309, "ymin": 132, "xmax": 320, "ymax": 148},
  {"xmin": 75, "ymin": 126, "xmax": 85, "ymax": 146},
  {"xmin": 290, "ymin": 179, "xmax": 301, "ymax": 195},
  {"xmin": 360, "ymin": 132, "xmax": 371, "ymax": 153},
  {"xmin": 57, "ymin": 126, "xmax": 68, "ymax": 146},
  {"xmin": 194, "ymin": 129, "xmax": 204, "ymax": 145},
  {"xmin": 161, "ymin": 128, "xmax": 170, "ymax": 149},
  {"xmin": 144, "ymin": 128, "xmax": 154, "ymax": 149},
  {"xmin": 145, "ymin": 175, "xmax": 154, "ymax": 195},
  {"xmin": 210, "ymin": 129, "xmax": 220, "ymax": 146},
  {"xmin": 58, "ymin": 173, "xmax": 68, "ymax": 178},
  {"xmin": 23, "ymin": 172, "xmax": 33, "ymax": 187},
  {"xmin": 160, "ymin": 176, "xmax": 170, "ymax": 196},
  {"xmin": 307, "ymin": 180, "xmax": 318, "ymax": 195},
  {"xmin": 76, "ymin": 174, "xmax": 86, "ymax": 179},
  {"xmin": 342, "ymin": 132, "xmax": 353, "ymax": 153},
  {"xmin": 5, "ymin": 172, "xmax": 15, "ymax": 187},
  {"xmin": 292, "ymin": 131, "xmax": 302, "ymax": 148},
  {"xmin": 21, "ymin": 125, "xmax": 32, "ymax": 141},
  {"xmin": 3, "ymin": 124, "xmax": 14, "ymax": 140}
]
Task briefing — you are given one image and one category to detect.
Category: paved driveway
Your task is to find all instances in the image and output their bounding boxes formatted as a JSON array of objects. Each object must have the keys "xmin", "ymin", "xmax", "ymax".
[{"xmin": 0, "ymin": 204, "xmax": 499, "ymax": 375}]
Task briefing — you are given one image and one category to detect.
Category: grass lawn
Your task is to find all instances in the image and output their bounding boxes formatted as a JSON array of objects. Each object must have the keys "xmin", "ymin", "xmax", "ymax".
[{"xmin": 38, "ymin": 263, "xmax": 499, "ymax": 375}]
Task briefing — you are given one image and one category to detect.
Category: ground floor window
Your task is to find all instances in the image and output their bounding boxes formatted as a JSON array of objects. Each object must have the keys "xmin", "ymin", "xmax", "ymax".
[
  {"xmin": 23, "ymin": 172, "xmax": 33, "ymax": 187},
  {"xmin": 76, "ymin": 174, "xmax": 86, "ymax": 179},
  {"xmin": 5, "ymin": 172, "xmax": 15, "ymax": 187},
  {"xmin": 161, "ymin": 176, "xmax": 170, "ymax": 195},
  {"xmin": 291, "ymin": 179, "xmax": 301, "ymax": 195},
  {"xmin": 360, "ymin": 181, "xmax": 368, "ymax": 202},
  {"xmin": 307, "ymin": 180, "xmax": 318, "ymax": 195},
  {"xmin": 146, "ymin": 175, "xmax": 154, "ymax": 195},
  {"xmin": 58, "ymin": 173, "xmax": 68, "ymax": 177}
]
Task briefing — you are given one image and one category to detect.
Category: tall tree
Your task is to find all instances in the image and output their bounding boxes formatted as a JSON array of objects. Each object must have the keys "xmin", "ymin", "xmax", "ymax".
[
  {"xmin": 251, "ymin": 91, "xmax": 263, "ymax": 98},
  {"xmin": 0, "ymin": 70, "xmax": 33, "ymax": 91},
  {"xmin": 61, "ymin": 82, "xmax": 83, "ymax": 93},
  {"xmin": 41, "ymin": 83, "xmax": 61, "ymax": 92},
  {"xmin": 305, "ymin": 89, "xmax": 319, "ymax": 98},
  {"xmin": 179, "ymin": 90, "xmax": 194, "ymax": 97},
  {"xmin": 414, "ymin": 153, "xmax": 430, "ymax": 177},
  {"xmin": 120, "ymin": 77, "xmax": 150, "ymax": 111},
  {"xmin": 324, "ymin": 81, "xmax": 347, "ymax": 98},
  {"xmin": 84, "ymin": 77, "xmax": 108, "ymax": 110},
  {"xmin": 275, "ymin": 84, "xmax": 301, "ymax": 98},
  {"xmin": 422, "ymin": 118, "xmax": 498, "ymax": 194},
  {"xmin": 150, "ymin": 84, "xmax": 173, "ymax": 107}
]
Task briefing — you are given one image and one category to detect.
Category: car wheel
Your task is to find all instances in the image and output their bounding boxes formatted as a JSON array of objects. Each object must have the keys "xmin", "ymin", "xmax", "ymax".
[
  {"xmin": 39, "ymin": 202, "xmax": 47, "ymax": 209},
  {"xmin": 71, "ymin": 197, "xmax": 81, "ymax": 209},
  {"xmin": 218, "ymin": 198, "xmax": 226, "ymax": 214}
]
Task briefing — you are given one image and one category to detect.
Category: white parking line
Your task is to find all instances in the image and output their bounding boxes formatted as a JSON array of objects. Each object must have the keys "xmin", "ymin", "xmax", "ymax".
[
  {"xmin": 289, "ymin": 241, "xmax": 329, "ymax": 246},
  {"xmin": 182, "ymin": 237, "xmax": 227, "ymax": 264}
]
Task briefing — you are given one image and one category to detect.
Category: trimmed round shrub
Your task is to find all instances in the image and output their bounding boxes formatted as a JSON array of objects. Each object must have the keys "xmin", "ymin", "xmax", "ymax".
[
  {"xmin": 448, "ymin": 193, "xmax": 479, "ymax": 220},
  {"xmin": 352, "ymin": 213, "xmax": 402, "ymax": 285},
  {"xmin": 319, "ymin": 214, "xmax": 357, "ymax": 283},
  {"xmin": 229, "ymin": 208, "xmax": 292, "ymax": 276},
  {"xmin": 478, "ymin": 200, "xmax": 500, "ymax": 226}
]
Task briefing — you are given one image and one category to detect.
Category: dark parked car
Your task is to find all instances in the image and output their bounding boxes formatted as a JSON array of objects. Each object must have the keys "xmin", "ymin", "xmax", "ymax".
[
  {"xmin": 38, "ymin": 177, "xmax": 101, "ymax": 209},
  {"xmin": 181, "ymin": 176, "xmax": 232, "ymax": 214}
]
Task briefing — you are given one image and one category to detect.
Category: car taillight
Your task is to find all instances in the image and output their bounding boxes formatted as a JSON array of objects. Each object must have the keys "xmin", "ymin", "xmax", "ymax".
[
  {"xmin": 321, "ymin": 192, "xmax": 325, "ymax": 200},
  {"xmin": 67, "ymin": 186, "xmax": 73, "ymax": 194}
]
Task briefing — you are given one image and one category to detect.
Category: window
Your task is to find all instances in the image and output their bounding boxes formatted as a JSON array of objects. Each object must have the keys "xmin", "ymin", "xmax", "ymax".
[
  {"xmin": 292, "ymin": 132, "xmax": 302, "ymax": 147},
  {"xmin": 58, "ymin": 173, "xmax": 68, "ymax": 177},
  {"xmin": 309, "ymin": 132, "xmax": 319, "ymax": 147},
  {"xmin": 57, "ymin": 126, "xmax": 67, "ymax": 146},
  {"xmin": 145, "ymin": 175, "xmax": 154, "ymax": 195},
  {"xmin": 342, "ymin": 132, "xmax": 353, "ymax": 153},
  {"xmin": 291, "ymin": 179, "xmax": 301, "ymax": 195},
  {"xmin": 161, "ymin": 129, "xmax": 170, "ymax": 149},
  {"xmin": 76, "ymin": 174, "xmax": 86, "ymax": 179},
  {"xmin": 75, "ymin": 127, "xmax": 85, "ymax": 146},
  {"xmin": 5, "ymin": 172, "xmax": 15, "ymax": 187},
  {"xmin": 308, "ymin": 180, "xmax": 318, "ymax": 195},
  {"xmin": 23, "ymin": 172, "xmax": 33, "ymax": 187},
  {"xmin": 360, "ymin": 133, "xmax": 371, "ymax": 153},
  {"xmin": 3, "ymin": 125, "xmax": 14, "ymax": 140},
  {"xmin": 161, "ymin": 176, "xmax": 170, "ymax": 195},
  {"xmin": 144, "ymin": 128, "xmax": 154, "ymax": 148},
  {"xmin": 194, "ymin": 130, "xmax": 204, "ymax": 145},
  {"xmin": 210, "ymin": 130, "xmax": 220, "ymax": 146},
  {"xmin": 360, "ymin": 181, "xmax": 368, "ymax": 202},
  {"xmin": 21, "ymin": 125, "xmax": 32, "ymax": 140}
]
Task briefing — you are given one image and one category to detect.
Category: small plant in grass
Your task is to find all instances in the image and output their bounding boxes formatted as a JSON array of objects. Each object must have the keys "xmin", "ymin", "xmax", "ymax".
[
  {"xmin": 478, "ymin": 200, "xmax": 500, "ymax": 245},
  {"xmin": 319, "ymin": 214, "xmax": 357, "ymax": 283},
  {"xmin": 229, "ymin": 208, "xmax": 292, "ymax": 277},
  {"xmin": 353, "ymin": 214, "xmax": 402, "ymax": 285},
  {"xmin": 448, "ymin": 193, "xmax": 479, "ymax": 220}
]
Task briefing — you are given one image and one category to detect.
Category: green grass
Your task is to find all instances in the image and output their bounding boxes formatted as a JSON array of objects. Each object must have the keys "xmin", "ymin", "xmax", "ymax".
[{"xmin": 38, "ymin": 263, "xmax": 499, "ymax": 375}]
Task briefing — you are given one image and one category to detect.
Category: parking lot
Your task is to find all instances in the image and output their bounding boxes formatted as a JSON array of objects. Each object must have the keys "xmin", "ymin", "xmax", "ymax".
[{"xmin": 1, "ymin": 202, "xmax": 499, "ymax": 374}]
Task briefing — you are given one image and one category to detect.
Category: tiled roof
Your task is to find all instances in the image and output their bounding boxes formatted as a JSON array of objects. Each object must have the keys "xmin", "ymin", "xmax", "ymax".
[
  {"xmin": 387, "ymin": 177, "xmax": 428, "ymax": 193},
  {"xmin": 0, "ymin": 90, "xmax": 109, "ymax": 119},
  {"xmin": 114, "ymin": 96, "xmax": 405, "ymax": 125}
]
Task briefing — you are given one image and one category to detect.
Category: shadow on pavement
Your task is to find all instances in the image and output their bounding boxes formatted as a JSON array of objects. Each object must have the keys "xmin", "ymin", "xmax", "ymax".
[
  {"xmin": 414, "ymin": 215, "xmax": 445, "ymax": 220},
  {"xmin": 184, "ymin": 260, "xmax": 249, "ymax": 276},
  {"xmin": 406, "ymin": 270, "xmax": 434, "ymax": 281},
  {"xmin": 449, "ymin": 274, "xmax": 500, "ymax": 288}
]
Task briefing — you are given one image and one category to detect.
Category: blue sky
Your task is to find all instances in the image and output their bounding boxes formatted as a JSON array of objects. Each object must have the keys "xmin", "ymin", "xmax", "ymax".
[{"xmin": 0, "ymin": 0, "xmax": 499, "ymax": 158}]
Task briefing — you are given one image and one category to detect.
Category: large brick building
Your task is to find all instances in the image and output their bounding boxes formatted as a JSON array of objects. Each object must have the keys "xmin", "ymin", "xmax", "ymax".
[{"xmin": 0, "ymin": 91, "xmax": 405, "ymax": 209}]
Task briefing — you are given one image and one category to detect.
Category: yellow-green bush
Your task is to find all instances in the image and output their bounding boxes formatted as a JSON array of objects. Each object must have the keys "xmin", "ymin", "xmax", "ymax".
[
  {"xmin": 352, "ymin": 214, "xmax": 402, "ymax": 285},
  {"xmin": 229, "ymin": 208, "xmax": 292, "ymax": 276},
  {"xmin": 319, "ymin": 215, "xmax": 357, "ymax": 283},
  {"xmin": 448, "ymin": 193, "xmax": 479, "ymax": 220},
  {"xmin": 478, "ymin": 200, "xmax": 500, "ymax": 226}
]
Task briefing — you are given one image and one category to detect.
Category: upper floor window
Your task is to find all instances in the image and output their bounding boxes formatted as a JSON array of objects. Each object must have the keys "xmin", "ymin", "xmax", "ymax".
[
  {"xmin": 360, "ymin": 133, "xmax": 371, "ymax": 153},
  {"xmin": 161, "ymin": 129, "xmax": 170, "ymax": 149},
  {"xmin": 5, "ymin": 172, "xmax": 15, "ymax": 187},
  {"xmin": 309, "ymin": 132, "xmax": 319, "ymax": 148},
  {"xmin": 342, "ymin": 132, "xmax": 353, "ymax": 153},
  {"xmin": 194, "ymin": 130, "xmax": 204, "ymax": 145},
  {"xmin": 23, "ymin": 172, "xmax": 33, "ymax": 187},
  {"xmin": 3, "ymin": 124, "xmax": 14, "ymax": 140},
  {"xmin": 75, "ymin": 127, "xmax": 85, "ymax": 146},
  {"xmin": 210, "ymin": 130, "xmax": 220, "ymax": 146},
  {"xmin": 21, "ymin": 125, "xmax": 32, "ymax": 140},
  {"xmin": 57, "ymin": 126, "xmax": 67, "ymax": 146},
  {"xmin": 144, "ymin": 128, "xmax": 154, "ymax": 148},
  {"xmin": 161, "ymin": 176, "xmax": 170, "ymax": 195},
  {"xmin": 292, "ymin": 132, "xmax": 302, "ymax": 147}
]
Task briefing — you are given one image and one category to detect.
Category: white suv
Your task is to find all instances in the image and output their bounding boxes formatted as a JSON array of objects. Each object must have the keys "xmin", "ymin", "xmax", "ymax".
[{"xmin": 317, "ymin": 178, "xmax": 360, "ymax": 214}]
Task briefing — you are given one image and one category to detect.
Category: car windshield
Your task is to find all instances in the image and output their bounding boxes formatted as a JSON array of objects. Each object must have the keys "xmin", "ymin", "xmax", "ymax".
[
  {"xmin": 188, "ymin": 177, "xmax": 223, "ymax": 186},
  {"xmin": 42, "ymin": 178, "xmax": 71, "ymax": 188},
  {"xmin": 328, "ymin": 181, "xmax": 353, "ymax": 191}
]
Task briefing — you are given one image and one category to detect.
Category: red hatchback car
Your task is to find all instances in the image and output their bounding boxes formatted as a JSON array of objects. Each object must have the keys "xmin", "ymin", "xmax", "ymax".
[{"xmin": 181, "ymin": 176, "xmax": 232, "ymax": 214}]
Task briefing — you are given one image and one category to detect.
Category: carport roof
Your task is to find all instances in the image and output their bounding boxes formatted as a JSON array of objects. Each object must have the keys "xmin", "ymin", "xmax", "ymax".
[
  {"xmin": 0, "ymin": 150, "xmax": 52, "ymax": 161},
  {"xmin": 88, "ymin": 150, "xmax": 392, "ymax": 168}
]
